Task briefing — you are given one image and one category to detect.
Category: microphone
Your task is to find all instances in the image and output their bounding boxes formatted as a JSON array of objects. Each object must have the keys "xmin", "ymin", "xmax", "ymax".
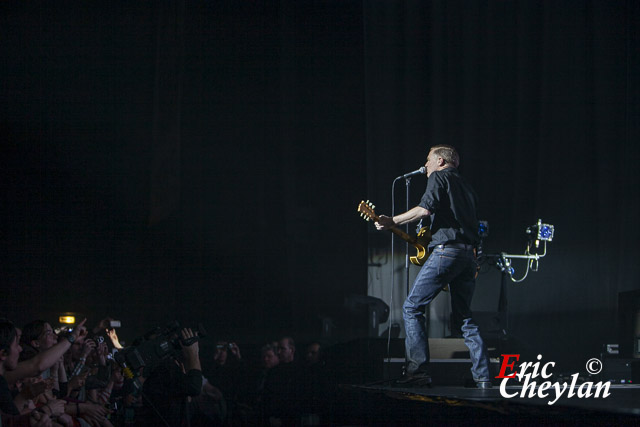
[{"xmin": 399, "ymin": 166, "xmax": 426, "ymax": 179}]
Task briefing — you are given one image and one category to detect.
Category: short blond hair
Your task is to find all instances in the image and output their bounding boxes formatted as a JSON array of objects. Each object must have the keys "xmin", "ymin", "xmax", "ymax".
[{"xmin": 430, "ymin": 145, "xmax": 459, "ymax": 168}]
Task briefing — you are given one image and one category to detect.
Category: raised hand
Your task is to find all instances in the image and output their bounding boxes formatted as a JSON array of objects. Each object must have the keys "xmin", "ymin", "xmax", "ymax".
[
  {"xmin": 71, "ymin": 318, "xmax": 88, "ymax": 341},
  {"xmin": 180, "ymin": 328, "xmax": 201, "ymax": 371},
  {"xmin": 96, "ymin": 340, "xmax": 109, "ymax": 366},
  {"xmin": 81, "ymin": 339, "xmax": 96, "ymax": 358},
  {"xmin": 106, "ymin": 328, "xmax": 123, "ymax": 350},
  {"xmin": 229, "ymin": 342, "xmax": 242, "ymax": 359}
]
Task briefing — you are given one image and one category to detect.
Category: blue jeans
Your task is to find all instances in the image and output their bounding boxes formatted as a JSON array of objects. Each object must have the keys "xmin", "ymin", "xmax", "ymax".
[{"xmin": 402, "ymin": 246, "xmax": 491, "ymax": 382}]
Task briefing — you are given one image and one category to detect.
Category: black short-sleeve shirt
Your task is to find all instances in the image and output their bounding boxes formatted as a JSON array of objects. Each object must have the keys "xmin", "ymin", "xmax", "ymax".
[{"xmin": 418, "ymin": 167, "xmax": 480, "ymax": 248}]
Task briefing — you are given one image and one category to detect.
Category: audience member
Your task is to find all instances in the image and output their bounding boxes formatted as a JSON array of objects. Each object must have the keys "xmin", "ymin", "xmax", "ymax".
[
  {"xmin": 1, "ymin": 319, "xmax": 70, "ymax": 426},
  {"xmin": 262, "ymin": 336, "xmax": 304, "ymax": 426},
  {"xmin": 205, "ymin": 340, "xmax": 253, "ymax": 424},
  {"xmin": 304, "ymin": 342, "xmax": 322, "ymax": 366},
  {"xmin": 138, "ymin": 327, "xmax": 203, "ymax": 427},
  {"xmin": 261, "ymin": 344, "xmax": 279, "ymax": 370},
  {"xmin": 300, "ymin": 341, "xmax": 333, "ymax": 425},
  {"xmin": 277, "ymin": 337, "xmax": 296, "ymax": 364}
]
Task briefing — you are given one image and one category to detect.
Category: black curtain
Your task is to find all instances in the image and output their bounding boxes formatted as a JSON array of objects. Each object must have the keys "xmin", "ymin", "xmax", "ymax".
[{"xmin": 0, "ymin": 1, "xmax": 367, "ymax": 343}]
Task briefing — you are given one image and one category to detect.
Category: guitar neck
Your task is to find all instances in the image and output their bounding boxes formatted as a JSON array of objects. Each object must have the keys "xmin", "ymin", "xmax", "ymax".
[
  {"xmin": 389, "ymin": 226, "xmax": 417, "ymax": 244},
  {"xmin": 358, "ymin": 202, "xmax": 419, "ymax": 245}
]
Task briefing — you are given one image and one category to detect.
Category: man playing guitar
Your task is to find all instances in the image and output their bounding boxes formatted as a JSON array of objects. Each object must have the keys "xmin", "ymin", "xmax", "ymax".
[{"xmin": 374, "ymin": 145, "xmax": 491, "ymax": 388}]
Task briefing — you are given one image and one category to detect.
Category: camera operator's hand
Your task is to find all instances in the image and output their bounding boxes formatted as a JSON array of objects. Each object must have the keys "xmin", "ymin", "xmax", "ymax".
[
  {"xmin": 229, "ymin": 342, "xmax": 242, "ymax": 359},
  {"xmin": 180, "ymin": 328, "xmax": 201, "ymax": 371}
]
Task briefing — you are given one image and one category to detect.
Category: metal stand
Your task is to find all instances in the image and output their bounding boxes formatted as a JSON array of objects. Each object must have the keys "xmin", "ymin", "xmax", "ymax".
[
  {"xmin": 484, "ymin": 244, "xmax": 551, "ymax": 347},
  {"xmin": 498, "ymin": 269, "xmax": 509, "ymax": 336},
  {"xmin": 389, "ymin": 175, "xmax": 418, "ymax": 303},
  {"xmin": 404, "ymin": 177, "xmax": 412, "ymax": 296}
]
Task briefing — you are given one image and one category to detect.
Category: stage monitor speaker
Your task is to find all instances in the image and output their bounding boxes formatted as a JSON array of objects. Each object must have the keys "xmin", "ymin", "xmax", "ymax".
[
  {"xmin": 343, "ymin": 295, "xmax": 390, "ymax": 338},
  {"xmin": 599, "ymin": 358, "xmax": 640, "ymax": 384}
]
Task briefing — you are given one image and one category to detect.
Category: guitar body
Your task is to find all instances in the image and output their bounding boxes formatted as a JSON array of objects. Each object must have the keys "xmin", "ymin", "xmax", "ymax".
[
  {"xmin": 358, "ymin": 200, "xmax": 432, "ymax": 266},
  {"xmin": 409, "ymin": 226, "xmax": 432, "ymax": 266}
]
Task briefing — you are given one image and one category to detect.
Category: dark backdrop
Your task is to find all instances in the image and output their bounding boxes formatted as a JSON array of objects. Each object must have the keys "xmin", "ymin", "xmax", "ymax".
[
  {"xmin": 1, "ymin": 1, "xmax": 639, "ymax": 363},
  {"xmin": 1, "ymin": 1, "xmax": 367, "ymax": 343}
]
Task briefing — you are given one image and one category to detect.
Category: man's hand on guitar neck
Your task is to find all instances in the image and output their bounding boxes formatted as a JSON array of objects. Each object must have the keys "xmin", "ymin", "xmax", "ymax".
[
  {"xmin": 375, "ymin": 206, "xmax": 431, "ymax": 230},
  {"xmin": 375, "ymin": 215, "xmax": 396, "ymax": 230}
]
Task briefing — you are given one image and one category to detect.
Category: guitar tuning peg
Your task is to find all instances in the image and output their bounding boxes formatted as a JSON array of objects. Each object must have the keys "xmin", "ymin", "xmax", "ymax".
[{"xmin": 372, "ymin": 204, "xmax": 376, "ymax": 209}]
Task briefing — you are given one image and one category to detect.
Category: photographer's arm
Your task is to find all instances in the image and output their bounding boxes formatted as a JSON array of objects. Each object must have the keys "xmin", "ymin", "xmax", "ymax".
[{"xmin": 5, "ymin": 319, "xmax": 87, "ymax": 386}]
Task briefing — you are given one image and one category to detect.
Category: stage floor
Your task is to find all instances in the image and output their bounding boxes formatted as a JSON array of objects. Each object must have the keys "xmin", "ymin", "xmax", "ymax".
[{"xmin": 337, "ymin": 382, "xmax": 640, "ymax": 425}]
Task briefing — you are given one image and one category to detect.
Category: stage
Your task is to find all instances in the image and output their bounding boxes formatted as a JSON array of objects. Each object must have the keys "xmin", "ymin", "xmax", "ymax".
[{"xmin": 336, "ymin": 382, "xmax": 640, "ymax": 425}]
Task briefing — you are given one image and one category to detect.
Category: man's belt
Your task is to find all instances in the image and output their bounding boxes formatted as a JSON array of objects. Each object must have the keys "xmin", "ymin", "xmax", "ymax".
[{"xmin": 433, "ymin": 243, "xmax": 474, "ymax": 250}]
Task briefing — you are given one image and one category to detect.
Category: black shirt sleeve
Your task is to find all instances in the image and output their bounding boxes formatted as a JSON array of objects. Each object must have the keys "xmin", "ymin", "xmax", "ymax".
[{"xmin": 419, "ymin": 172, "xmax": 446, "ymax": 213}]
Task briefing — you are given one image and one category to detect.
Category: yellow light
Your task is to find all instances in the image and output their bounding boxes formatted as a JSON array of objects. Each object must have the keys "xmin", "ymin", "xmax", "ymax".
[{"xmin": 59, "ymin": 316, "xmax": 76, "ymax": 324}]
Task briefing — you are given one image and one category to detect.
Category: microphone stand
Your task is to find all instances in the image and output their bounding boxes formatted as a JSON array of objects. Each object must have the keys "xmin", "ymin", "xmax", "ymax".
[
  {"xmin": 389, "ymin": 175, "xmax": 416, "ymax": 304},
  {"xmin": 404, "ymin": 177, "xmax": 412, "ymax": 296},
  {"xmin": 387, "ymin": 171, "xmax": 422, "ymax": 379}
]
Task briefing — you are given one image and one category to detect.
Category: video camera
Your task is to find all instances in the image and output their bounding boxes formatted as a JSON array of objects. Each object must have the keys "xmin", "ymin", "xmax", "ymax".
[{"xmin": 114, "ymin": 321, "xmax": 206, "ymax": 379}]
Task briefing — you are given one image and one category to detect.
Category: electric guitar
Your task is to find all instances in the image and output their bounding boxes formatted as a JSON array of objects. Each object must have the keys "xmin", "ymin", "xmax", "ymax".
[{"xmin": 357, "ymin": 200, "xmax": 432, "ymax": 266}]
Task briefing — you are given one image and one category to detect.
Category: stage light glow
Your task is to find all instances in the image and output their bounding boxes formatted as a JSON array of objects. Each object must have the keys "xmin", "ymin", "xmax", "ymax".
[{"xmin": 59, "ymin": 316, "xmax": 76, "ymax": 324}]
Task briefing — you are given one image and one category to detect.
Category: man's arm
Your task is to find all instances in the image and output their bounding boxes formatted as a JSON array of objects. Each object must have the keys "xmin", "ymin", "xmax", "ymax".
[
  {"xmin": 5, "ymin": 319, "xmax": 87, "ymax": 385},
  {"xmin": 180, "ymin": 328, "xmax": 201, "ymax": 372},
  {"xmin": 376, "ymin": 206, "xmax": 431, "ymax": 230},
  {"xmin": 179, "ymin": 328, "xmax": 202, "ymax": 396}
]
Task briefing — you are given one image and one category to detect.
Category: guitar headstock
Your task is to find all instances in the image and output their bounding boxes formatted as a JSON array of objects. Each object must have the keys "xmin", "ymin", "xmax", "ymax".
[{"xmin": 357, "ymin": 200, "xmax": 378, "ymax": 222}]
